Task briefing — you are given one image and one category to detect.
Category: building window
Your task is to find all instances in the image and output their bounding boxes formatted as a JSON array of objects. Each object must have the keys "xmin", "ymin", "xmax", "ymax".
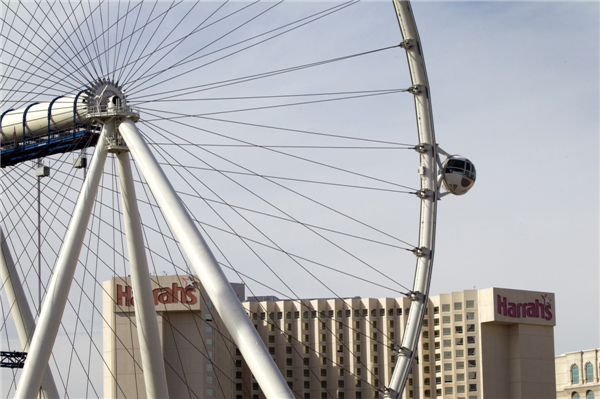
[
  {"xmin": 303, "ymin": 346, "xmax": 309, "ymax": 354},
  {"xmin": 268, "ymin": 323, "xmax": 275, "ymax": 331},
  {"xmin": 572, "ymin": 394, "xmax": 580, "ymax": 399},
  {"xmin": 287, "ymin": 381, "xmax": 293, "ymax": 390},
  {"xmin": 397, "ymin": 308, "xmax": 403, "ymax": 316},
  {"xmin": 285, "ymin": 323, "xmax": 292, "ymax": 331},
  {"xmin": 423, "ymin": 319, "xmax": 428, "ymax": 326},
  {"xmin": 423, "ymin": 343, "xmax": 429, "ymax": 350},
  {"xmin": 466, "ymin": 300, "xmax": 475, "ymax": 308},
  {"xmin": 277, "ymin": 311, "xmax": 283, "ymax": 319},
  {"xmin": 206, "ymin": 326, "xmax": 213, "ymax": 334},
  {"xmin": 346, "ymin": 310, "xmax": 351, "ymax": 317},
  {"xmin": 424, "ymin": 390, "xmax": 430, "ymax": 397},
  {"xmin": 380, "ymin": 309, "xmax": 385, "ymax": 317},
  {"xmin": 444, "ymin": 351, "xmax": 452, "ymax": 360},
  {"xmin": 445, "ymin": 387, "xmax": 453, "ymax": 395},
  {"xmin": 303, "ymin": 380, "xmax": 310, "ymax": 389},
  {"xmin": 206, "ymin": 338, "xmax": 213, "ymax": 347},
  {"xmin": 236, "ymin": 383, "xmax": 243, "ymax": 391},
  {"xmin": 457, "ymin": 385, "xmax": 465, "ymax": 393},
  {"xmin": 269, "ymin": 347, "xmax": 275, "ymax": 355},
  {"xmin": 304, "ymin": 358, "xmax": 309, "ymax": 365},
  {"xmin": 286, "ymin": 358, "xmax": 292, "ymax": 366},
  {"xmin": 469, "ymin": 372, "xmax": 477, "ymax": 380},
  {"xmin": 434, "ymin": 318, "xmax": 440, "ymax": 326},
  {"xmin": 285, "ymin": 312, "xmax": 291, "ymax": 319},
  {"xmin": 294, "ymin": 312, "xmax": 300, "ymax": 319},
  {"xmin": 303, "ymin": 311, "xmax": 308, "ymax": 319},
  {"xmin": 423, "ymin": 355, "xmax": 430, "ymax": 362},
  {"xmin": 304, "ymin": 369, "xmax": 310, "ymax": 377},
  {"xmin": 467, "ymin": 324, "xmax": 475, "ymax": 332},
  {"xmin": 433, "ymin": 306, "xmax": 439, "ymax": 314},
  {"xmin": 456, "ymin": 349, "xmax": 464, "ymax": 358},
  {"xmin": 457, "ymin": 373, "xmax": 465, "ymax": 382},
  {"xmin": 434, "ymin": 330, "xmax": 440, "ymax": 338},
  {"xmin": 455, "ymin": 326, "xmax": 463, "ymax": 334},
  {"xmin": 303, "ymin": 334, "xmax": 310, "ymax": 342},
  {"xmin": 320, "ymin": 334, "xmax": 327, "ymax": 342},
  {"xmin": 321, "ymin": 381, "xmax": 327, "ymax": 389},
  {"xmin": 363, "ymin": 309, "xmax": 368, "ymax": 317},
  {"xmin": 435, "ymin": 353, "xmax": 440, "ymax": 361},
  {"xmin": 206, "ymin": 364, "xmax": 213, "ymax": 371},
  {"xmin": 467, "ymin": 336, "xmax": 476, "ymax": 344},
  {"xmin": 286, "ymin": 346, "xmax": 292, "ymax": 354},
  {"xmin": 436, "ymin": 377, "xmax": 441, "ymax": 385},
  {"xmin": 456, "ymin": 338, "xmax": 463, "ymax": 346},
  {"xmin": 423, "ymin": 331, "xmax": 429, "ymax": 339},
  {"xmin": 321, "ymin": 357, "xmax": 327, "ymax": 365},
  {"xmin": 444, "ymin": 363, "xmax": 452, "ymax": 371},
  {"xmin": 456, "ymin": 361, "xmax": 465, "ymax": 370},
  {"xmin": 268, "ymin": 335, "xmax": 275, "ymax": 343},
  {"xmin": 468, "ymin": 348, "xmax": 476, "ymax": 356},
  {"xmin": 469, "ymin": 384, "xmax": 477, "ymax": 392},
  {"xmin": 454, "ymin": 302, "xmax": 462, "ymax": 311},
  {"xmin": 586, "ymin": 362, "xmax": 594, "ymax": 382},
  {"xmin": 586, "ymin": 391, "xmax": 594, "ymax": 399},
  {"xmin": 466, "ymin": 312, "xmax": 475, "ymax": 320},
  {"xmin": 572, "ymin": 364, "xmax": 580, "ymax": 384},
  {"xmin": 443, "ymin": 316, "xmax": 451, "ymax": 324},
  {"xmin": 468, "ymin": 360, "xmax": 477, "ymax": 368},
  {"xmin": 304, "ymin": 394, "xmax": 311, "ymax": 399},
  {"xmin": 321, "ymin": 368, "xmax": 327, "ymax": 377},
  {"xmin": 424, "ymin": 366, "xmax": 430, "ymax": 374},
  {"xmin": 338, "ymin": 380, "xmax": 345, "ymax": 388},
  {"xmin": 455, "ymin": 314, "xmax": 463, "ymax": 322},
  {"xmin": 442, "ymin": 304, "xmax": 450, "ymax": 312},
  {"xmin": 443, "ymin": 339, "xmax": 451, "ymax": 348},
  {"xmin": 337, "ymin": 321, "xmax": 343, "ymax": 329},
  {"xmin": 321, "ymin": 394, "xmax": 328, "ymax": 399},
  {"xmin": 444, "ymin": 375, "xmax": 452, "ymax": 383},
  {"xmin": 443, "ymin": 328, "xmax": 451, "ymax": 336},
  {"xmin": 206, "ymin": 388, "xmax": 214, "ymax": 397}
]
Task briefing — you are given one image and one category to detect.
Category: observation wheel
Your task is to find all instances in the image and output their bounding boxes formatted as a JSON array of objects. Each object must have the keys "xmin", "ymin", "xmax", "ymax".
[{"xmin": 0, "ymin": 2, "xmax": 474, "ymax": 399}]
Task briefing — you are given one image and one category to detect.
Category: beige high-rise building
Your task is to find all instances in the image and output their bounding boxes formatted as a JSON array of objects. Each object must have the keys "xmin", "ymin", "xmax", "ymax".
[{"xmin": 103, "ymin": 277, "xmax": 556, "ymax": 399}]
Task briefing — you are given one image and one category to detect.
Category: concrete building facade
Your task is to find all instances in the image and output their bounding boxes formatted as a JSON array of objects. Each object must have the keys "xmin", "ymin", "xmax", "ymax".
[
  {"xmin": 556, "ymin": 349, "xmax": 599, "ymax": 399},
  {"xmin": 103, "ymin": 277, "xmax": 556, "ymax": 399}
]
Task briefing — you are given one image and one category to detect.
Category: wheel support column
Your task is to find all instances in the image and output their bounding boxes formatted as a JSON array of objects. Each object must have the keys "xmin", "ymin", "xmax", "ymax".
[
  {"xmin": 116, "ymin": 151, "xmax": 170, "ymax": 399},
  {"xmin": 118, "ymin": 119, "xmax": 294, "ymax": 399},
  {"xmin": 14, "ymin": 127, "xmax": 109, "ymax": 399},
  {"xmin": 0, "ymin": 228, "xmax": 60, "ymax": 399}
]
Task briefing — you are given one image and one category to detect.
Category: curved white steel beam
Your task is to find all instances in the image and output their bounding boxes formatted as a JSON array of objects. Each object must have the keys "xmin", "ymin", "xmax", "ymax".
[{"xmin": 386, "ymin": 1, "xmax": 438, "ymax": 398}]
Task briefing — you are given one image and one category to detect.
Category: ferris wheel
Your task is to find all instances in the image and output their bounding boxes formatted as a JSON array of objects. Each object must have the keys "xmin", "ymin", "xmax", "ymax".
[{"xmin": 0, "ymin": 1, "xmax": 475, "ymax": 398}]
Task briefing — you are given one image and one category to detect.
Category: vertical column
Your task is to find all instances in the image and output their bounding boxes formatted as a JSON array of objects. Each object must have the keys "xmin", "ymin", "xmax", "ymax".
[
  {"xmin": 118, "ymin": 119, "xmax": 294, "ymax": 399},
  {"xmin": 116, "ymin": 151, "xmax": 170, "ymax": 399},
  {"xmin": 0, "ymin": 228, "xmax": 60, "ymax": 399},
  {"xmin": 14, "ymin": 127, "xmax": 109, "ymax": 399}
]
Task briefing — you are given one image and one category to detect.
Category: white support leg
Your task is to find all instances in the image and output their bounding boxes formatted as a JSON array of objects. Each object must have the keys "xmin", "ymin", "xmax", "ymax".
[
  {"xmin": 118, "ymin": 119, "xmax": 294, "ymax": 399},
  {"xmin": 14, "ymin": 127, "xmax": 109, "ymax": 399},
  {"xmin": 116, "ymin": 151, "xmax": 170, "ymax": 399},
  {"xmin": 0, "ymin": 228, "xmax": 59, "ymax": 399}
]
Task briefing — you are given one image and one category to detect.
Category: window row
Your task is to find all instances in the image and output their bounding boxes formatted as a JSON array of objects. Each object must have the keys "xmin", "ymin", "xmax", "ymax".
[
  {"xmin": 250, "ymin": 307, "xmax": 418, "ymax": 321},
  {"xmin": 433, "ymin": 300, "xmax": 475, "ymax": 314}
]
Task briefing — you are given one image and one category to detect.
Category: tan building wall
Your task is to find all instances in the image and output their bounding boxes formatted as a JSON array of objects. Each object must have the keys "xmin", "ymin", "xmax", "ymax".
[
  {"xmin": 104, "ymin": 281, "xmax": 556, "ymax": 399},
  {"xmin": 102, "ymin": 275, "xmax": 243, "ymax": 399},
  {"xmin": 556, "ymin": 349, "xmax": 600, "ymax": 399}
]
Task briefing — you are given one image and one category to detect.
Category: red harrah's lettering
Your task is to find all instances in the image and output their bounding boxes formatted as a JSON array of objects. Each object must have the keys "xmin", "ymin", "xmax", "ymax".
[
  {"xmin": 496, "ymin": 295, "xmax": 552, "ymax": 321},
  {"xmin": 115, "ymin": 283, "xmax": 197, "ymax": 307}
]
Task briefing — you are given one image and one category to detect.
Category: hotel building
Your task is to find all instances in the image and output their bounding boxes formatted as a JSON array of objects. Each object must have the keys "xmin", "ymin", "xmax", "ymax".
[
  {"xmin": 103, "ymin": 277, "xmax": 556, "ymax": 399},
  {"xmin": 556, "ymin": 349, "xmax": 599, "ymax": 399}
]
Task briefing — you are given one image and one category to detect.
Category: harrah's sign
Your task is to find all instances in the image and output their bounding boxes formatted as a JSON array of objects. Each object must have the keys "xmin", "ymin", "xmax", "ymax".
[
  {"xmin": 496, "ymin": 294, "xmax": 552, "ymax": 321},
  {"xmin": 116, "ymin": 283, "xmax": 197, "ymax": 307}
]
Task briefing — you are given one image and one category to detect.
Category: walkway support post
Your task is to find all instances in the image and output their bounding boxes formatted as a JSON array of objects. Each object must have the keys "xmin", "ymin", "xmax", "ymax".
[
  {"xmin": 116, "ymin": 150, "xmax": 170, "ymax": 399},
  {"xmin": 118, "ymin": 119, "xmax": 295, "ymax": 399},
  {"xmin": 14, "ymin": 127, "xmax": 109, "ymax": 399},
  {"xmin": 0, "ymin": 228, "xmax": 60, "ymax": 399}
]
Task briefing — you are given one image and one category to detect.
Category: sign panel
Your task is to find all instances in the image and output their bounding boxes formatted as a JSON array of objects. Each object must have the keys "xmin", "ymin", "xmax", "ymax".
[
  {"xmin": 112, "ymin": 275, "xmax": 203, "ymax": 312},
  {"xmin": 479, "ymin": 287, "xmax": 556, "ymax": 326}
]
